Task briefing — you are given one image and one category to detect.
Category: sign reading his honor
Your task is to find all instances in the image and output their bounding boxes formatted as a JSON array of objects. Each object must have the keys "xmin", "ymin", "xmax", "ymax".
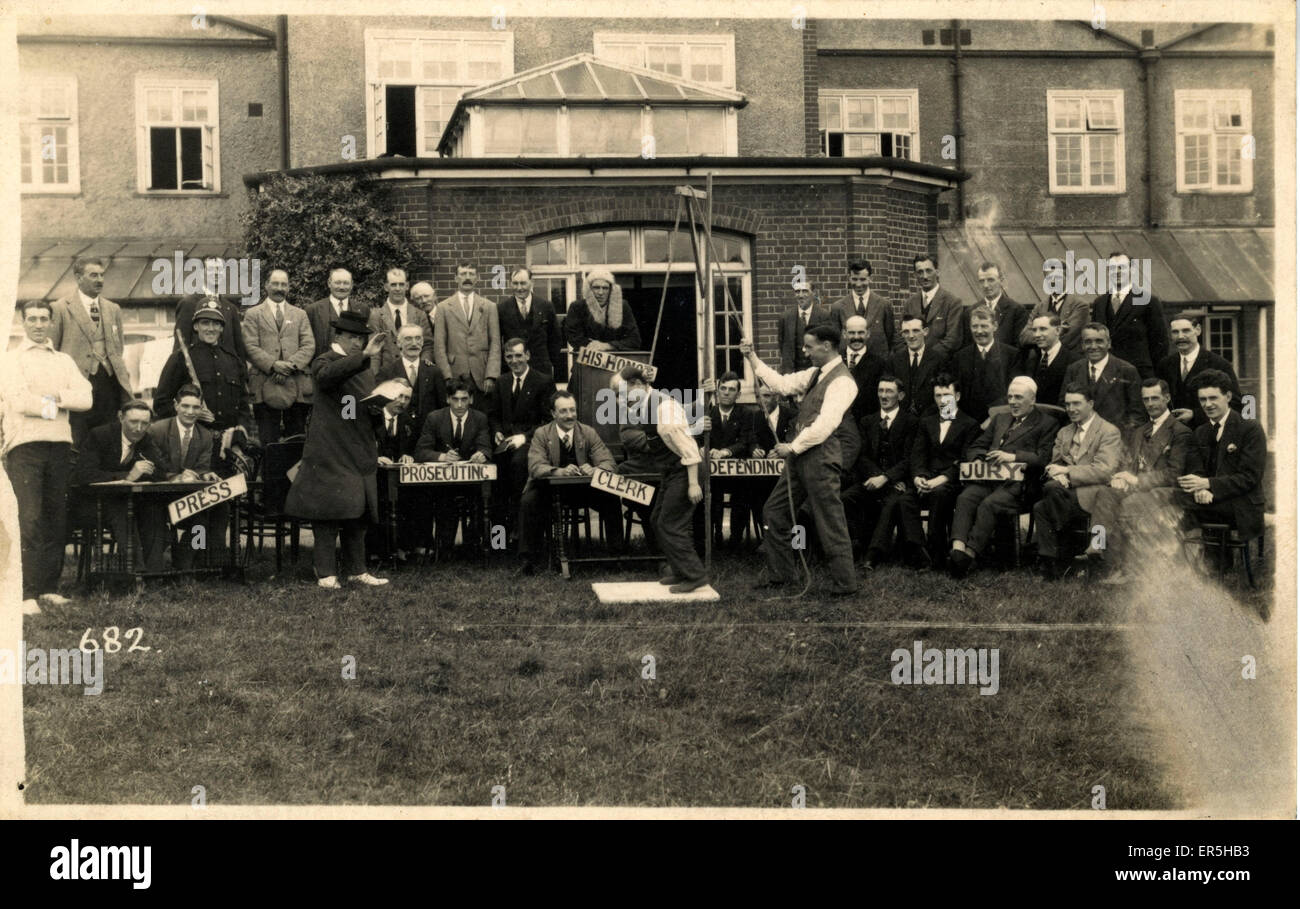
[
  {"xmin": 709, "ymin": 458, "xmax": 786, "ymax": 477},
  {"xmin": 959, "ymin": 461, "xmax": 1026, "ymax": 482},
  {"xmin": 168, "ymin": 473, "xmax": 248, "ymax": 523},
  {"xmin": 590, "ymin": 467, "xmax": 655, "ymax": 506},
  {"xmin": 575, "ymin": 346, "xmax": 658, "ymax": 382},
  {"xmin": 399, "ymin": 462, "xmax": 498, "ymax": 483}
]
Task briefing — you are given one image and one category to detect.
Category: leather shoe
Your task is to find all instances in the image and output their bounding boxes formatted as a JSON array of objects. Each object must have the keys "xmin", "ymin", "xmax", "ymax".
[
  {"xmin": 948, "ymin": 549, "xmax": 973, "ymax": 578},
  {"xmin": 669, "ymin": 577, "xmax": 709, "ymax": 594},
  {"xmin": 659, "ymin": 574, "xmax": 685, "ymax": 585}
]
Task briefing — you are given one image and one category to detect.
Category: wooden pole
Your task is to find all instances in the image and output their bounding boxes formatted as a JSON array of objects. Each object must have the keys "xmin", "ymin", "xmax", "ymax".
[{"xmin": 702, "ymin": 173, "xmax": 715, "ymax": 573}]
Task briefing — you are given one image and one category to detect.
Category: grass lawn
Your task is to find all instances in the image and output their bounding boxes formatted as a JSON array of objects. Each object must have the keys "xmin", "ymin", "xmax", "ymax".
[{"xmin": 19, "ymin": 538, "xmax": 1210, "ymax": 809}]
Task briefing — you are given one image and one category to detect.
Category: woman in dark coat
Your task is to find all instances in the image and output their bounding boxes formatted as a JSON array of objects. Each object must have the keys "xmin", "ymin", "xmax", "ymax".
[
  {"xmin": 285, "ymin": 310, "xmax": 390, "ymax": 588},
  {"xmin": 563, "ymin": 268, "xmax": 642, "ymax": 352}
]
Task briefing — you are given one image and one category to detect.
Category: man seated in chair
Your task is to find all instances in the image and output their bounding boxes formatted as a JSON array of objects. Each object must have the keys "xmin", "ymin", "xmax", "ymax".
[
  {"xmin": 73, "ymin": 400, "xmax": 169, "ymax": 572},
  {"xmin": 145, "ymin": 383, "xmax": 227, "ymax": 569},
  {"xmin": 1088, "ymin": 377, "xmax": 1193, "ymax": 585},
  {"xmin": 414, "ymin": 378, "xmax": 492, "ymax": 557},
  {"xmin": 840, "ymin": 375, "xmax": 920, "ymax": 569},
  {"xmin": 1032, "ymin": 382, "xmax": 1123, "ymax": 581},
  {"xmin": 487, "ymin": 338, "xmax": 556, "ymax": 543},
  {"xmin": 948, "ymin": 376, "xmax": 1059, "ymax": 577},
  {"xmin": 899, "ymin": 374, "xmax": 980, "ymax": 566},
  {"xmin": 1176, "ymin": 369, "xmax": 1266, "ymax": 548},
  {"xmin": 696, "ymin": 371, "xmax": 757, "ymax": 549},
  {"xmin": 369, "ymin": 377, "xmax": 422, "ymax": 563},
  {"xmin": 517, "ymin": 390, "xmax": 624, "ymax": 575}
]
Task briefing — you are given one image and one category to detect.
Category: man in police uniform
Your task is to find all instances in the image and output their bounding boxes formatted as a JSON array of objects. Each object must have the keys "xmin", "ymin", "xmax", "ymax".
[{"xmin": 153, "ymin": 301, "xmax": 255, "ymax": 475}]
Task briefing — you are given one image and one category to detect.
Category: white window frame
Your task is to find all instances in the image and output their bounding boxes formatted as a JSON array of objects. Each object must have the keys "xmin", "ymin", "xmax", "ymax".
[
  {"xmin": 1175, "ymin": 89, "xmax": 1253, "ymax": 193},
  {"xmin": 20, "ymin": 74, "xmax": 80, "ymax": 193},
  {"xmin": 818, "ymin": 89, "xmax": 920, "ymax": 161},
  {"xmin": 466, "ymin": 104, "xmax": 737, "ymax": 158},
  {"xmin": 364, "ymin": 28, "xmax": 514, "ymax": 159},
  {"xmin": 1047, "ymin": 89, "xmax": 1125, "ymax": 194},
  {"xmin": 134, "ymin": 77, "xmax": 220, "ymax": 194},
  {"xmin": 1204, "ymin": 311, "xmax": 1240, "ymax": 369},
  {"xmin": 593, "ymin": 32, "xmax": 736, "ymax": 89}
]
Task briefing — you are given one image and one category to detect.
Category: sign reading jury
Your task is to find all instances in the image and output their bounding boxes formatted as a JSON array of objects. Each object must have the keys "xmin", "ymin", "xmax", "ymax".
[
  {"xmin": 959, "ymin": 461, "xmax": 1026, "ymax": 483},
  {"xmin": 399, "ymin": 462, "xmax": 498, "ymax": 483},
  {"xmin": 575, "ymin": 346, "xmax": 658, "ymax": 382},
  {"xmin": 591, "ymin": 468, "xmax": 655, "ymax": 506},
  {"xmin": 168, "ymin": 474, "xmax": 248, "ymax": 524}
]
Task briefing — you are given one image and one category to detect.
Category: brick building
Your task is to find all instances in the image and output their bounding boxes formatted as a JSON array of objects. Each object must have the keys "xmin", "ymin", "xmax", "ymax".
[{"xmin": 16, "ymin": 12, "xmax": 1280, "ymax": 426}]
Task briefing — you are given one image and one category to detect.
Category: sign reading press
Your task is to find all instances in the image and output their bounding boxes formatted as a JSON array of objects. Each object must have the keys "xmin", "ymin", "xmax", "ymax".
[
  {"xmin": 168, "ymin": 474, "xmax": 248, "ymax": 524},
  {"xmin": 575, "ymin": 347, "xmax": 658, "ymax": 382}
]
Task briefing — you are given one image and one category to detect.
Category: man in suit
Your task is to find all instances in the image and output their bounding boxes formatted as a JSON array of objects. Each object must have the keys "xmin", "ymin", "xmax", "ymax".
[
  {"xmin": 497, "ymin": 267, "xmax": 565, "ymax": 381},
  {"xmin": 284, "ymin": 310, "xmax": 390, "ymax": 589},
  {"xmin": 1019, "ymin": 313, "xmax": 1080, "ymax": 409},
  {"xmin": 949, "ymin": 376, "xmax": 1059, "ymax": 577},
  {"xmin": 73, "ymin": 400, "xmax": 168, "ymax": 572},
  {"xmin": 49, "ymin": 256, "xmax": 132, "ymax": 444},
  {"xmin": 753, "ymin": 383, "xmax": 796, "ymax": 456},
  {"xmin": 433, "ymin": 262, "xmax": 502, "ymax": 401},
  {"xmin": 1090, "ymin": 377, "xmax": 1194, "ymax": 585},
  {"xmin": 305, "ymin": 268, "xmax": 370, "ymax": 354},
  {"xmin": 1, "ymin": 298, "xmax": 93, "ymax": 612},
  {"xmin": 1032, "ymin": 383, "xmax": 1123, "ymax": 579},
  {"xmin": 487, "ymin": 338, "xmax": 558, "ymax": 531},
  {"xmin": 900, "ymin": 374, "xmax": 981, "ymax": 564},
  {"xmin": 368, "ymin": 267, "xmax": 436, "ymax": 376},
  {"xmin": 695, "ymin": 371, "xmax": 757, "ymax": 548},
  {"xmin": 517, "ymin": 390, "xmax": 625, "ymax": 575},
  {"xmin": 950, "ymin": 305, "xmax": 1018, "ymax": 425},
  {"xmin": 413, "ymin": 378, "xmax": 493, "ymax": 556},
  {"xmin": 154, "ymin": 305, "xmax": 255, "ymax": 476},
  {"xmin": 410, "ymin": 282, "xmax": 436, "ymax": 317},
  {"xmin": 1156, "ymin": 314, "xmax": 1240, "ymax": 427},
  {"xmin": 1176, "ymin": 369, "xmax": 1267, "ymax": 543},
  {"xmin": 1061, "ymin": 323, "xmax": 1145, "ymax": 432},
  {"xmin": 841, "ymin": 375, "xmax": 920, "ymax": 568},
  {"xmin": 899, "ymin": 253, "xmax": 965, "ymax": 361},
  {"xmin": 777, "ymin": 280, "xmax": 835, "ymax": 374},
  {"xmin": 842, "ymin": 315, "xmax": 888, "ymax": 423},
  {"xmin": 244, "ymin": 268, "xmax": 314, "ymax": 445},
  {"xmin": 1091, "ymin": 252, "xmax": 1168, "ymax": 378},
  {"xmin": 377, "ymin": 324, "xmax": 448, "ymax": 448},
  {"xmin": 971, "ymin": 262, "xmax": 1029, "ymax": 350},
  {"xmin": 369, "ymin": 378, "xmax": 422, "ymax": 563},
  {"xmin": 1020, "ymin": 258, "xmax": 1090, "ymax": 354},
  {"xmin": 742, "ymin": 324, "xmax": 859, "ymax": 596},
  {"xmin": 144, "ymin": 383, "xmax": 225, "ymax": 569},
  {"xmin": 890, "ymin": 317, "xmax": 945, "ymax": 416},
  {"xmin": 830, "ymin": 259, "xmax": 894, "ymax": 360},
  {"xmin": 173, "ymin": 256, "xmax": 248, "ymax": 364}
]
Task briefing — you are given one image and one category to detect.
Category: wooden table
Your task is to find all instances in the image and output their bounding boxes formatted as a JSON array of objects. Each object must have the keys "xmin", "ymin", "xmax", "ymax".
[
  {"xmin": 86, "ymin": 480, "xmax": 244, "ymax": 588},
  {"xmin": 543, "ymin": 472, "xmax": 662, "ymax": 579},
  {"xmin": 381, "ymin": 462, "xmax": 495, "ymax": 567}
]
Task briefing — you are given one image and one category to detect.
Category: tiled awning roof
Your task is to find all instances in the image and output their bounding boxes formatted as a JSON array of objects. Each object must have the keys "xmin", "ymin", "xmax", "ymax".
[
  {"xmin": 938, "ymin": 227, "xmax": 1274, "ymax": 305},
  {"xmin": 18, "ymin": 237, "xmax": 242, "ymax": 304}
]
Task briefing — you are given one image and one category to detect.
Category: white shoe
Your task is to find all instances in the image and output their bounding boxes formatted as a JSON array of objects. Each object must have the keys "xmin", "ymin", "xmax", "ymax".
[
  {"xmin": 347, "ymin": 573, "xmax": 389, "ymax": 586},
  {"xmin": 39, "ymin": 593, "xmax": 72, "ymax": 606},
  {"xmin": 318, "ymin": 576, "xmax": 342, "ymax": 589},
  {"xmin": 21, "ymin": 599, "xmax": 41, "ymax": 615}
]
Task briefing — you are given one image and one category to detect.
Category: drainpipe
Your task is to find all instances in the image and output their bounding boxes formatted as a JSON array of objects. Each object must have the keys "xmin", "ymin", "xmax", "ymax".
[
  {"xmin": 950, "ymin": 19, "xmax": 965, "ymax": 223},
  {"xmin": 277, "ymin": 16, "xmax": 290, "ymax": 171},
  {"xmin": 1140, "ymin": 46, "xmax": 1159, "ymax": 228}
]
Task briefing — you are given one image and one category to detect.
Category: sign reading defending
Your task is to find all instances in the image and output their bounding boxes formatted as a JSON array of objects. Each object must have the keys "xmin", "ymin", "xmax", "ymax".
[
  {"xmin": 168, "ymin": 473, "xmax": 248, "ymax": 523},
  {"xmin": 709, "ymin": 458, "xmax": 786, "ymax": 477},
  {"xmin": 590, "ymin": 468, "xmax": 655, "ymax": 506},
  {"xmin": 399, "ymin": 462, "xmax": 498, "ymax": 483},
  {"xmin": 959, "ymin": 461, "xmax": 1026, "ymax": 483},
  {"xmin": 575, "ymin": 346, "xmax": 658, "ymax": 382}
]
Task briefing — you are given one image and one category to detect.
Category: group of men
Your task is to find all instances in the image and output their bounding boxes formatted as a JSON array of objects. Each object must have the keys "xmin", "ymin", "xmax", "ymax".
[{"xmin": 2, "ymin": 246, "xmax": 1266, "ymax": 605}]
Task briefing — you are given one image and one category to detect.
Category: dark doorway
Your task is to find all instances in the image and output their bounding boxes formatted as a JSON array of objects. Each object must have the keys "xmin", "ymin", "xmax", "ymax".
[
  {"xmin": 618, "ymin": 273, "xmax": 698, "ymax": 394},
  {"xmin": 384, "ymin": 85, "xmax": 417, "ymax": 157}
]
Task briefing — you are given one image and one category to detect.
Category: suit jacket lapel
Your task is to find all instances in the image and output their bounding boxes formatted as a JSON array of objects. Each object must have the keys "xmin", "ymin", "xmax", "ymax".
[{"xmin": 67, "ymin": 296, "xmax": 96, "ymax": 346}]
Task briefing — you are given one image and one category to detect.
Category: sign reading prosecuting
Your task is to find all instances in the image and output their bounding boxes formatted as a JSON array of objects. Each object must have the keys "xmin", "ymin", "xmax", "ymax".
[
  {"xmin": 709, "ymin": 458, "xmax": 786, "ymax": 477},
  {"xmin": 575, "ymin": 346, "xmax": 658, "ymax": 382},
  {"xmin": 399, "ymin": 462, "xmax": 498, "ymax": 484},
  {"xmin": 168, "ymin": 473, "xmax": 248, "ymax": 524},
  {"xmin": 959, "ymin": 461, "xmax": 1026, "ymax": 483},
  {"xmin": 590, "ymin": 468, "xmax": 655, "ymax": 506}
]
